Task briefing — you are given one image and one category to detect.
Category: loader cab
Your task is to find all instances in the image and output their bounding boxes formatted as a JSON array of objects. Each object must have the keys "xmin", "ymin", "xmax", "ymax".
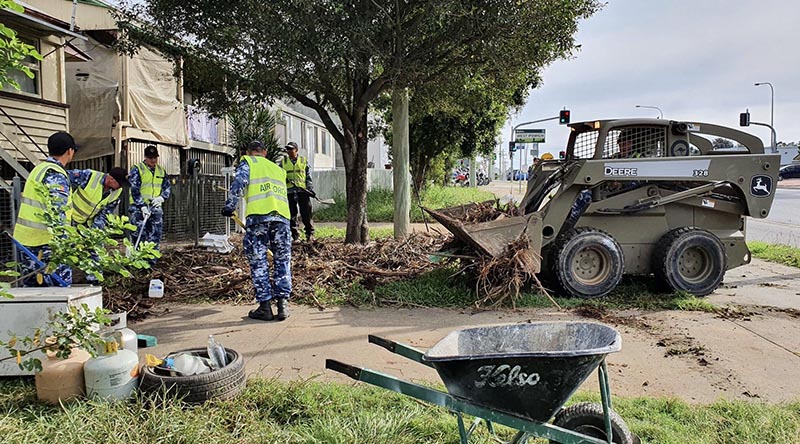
[{"xmin": 565, "ymin": 119, "xmax": 766, "ymax": 160}]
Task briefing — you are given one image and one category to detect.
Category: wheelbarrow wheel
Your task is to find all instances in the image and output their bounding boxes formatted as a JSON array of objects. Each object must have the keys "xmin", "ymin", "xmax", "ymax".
[{"xmin": 550, "ymin": 402, "xmax": 636, "ymax": 444}]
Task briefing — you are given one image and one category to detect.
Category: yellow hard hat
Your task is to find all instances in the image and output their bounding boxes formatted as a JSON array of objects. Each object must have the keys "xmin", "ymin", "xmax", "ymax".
[{"xmin": 541, "ymin": 152, "xmax": 554, "ymax": 160}]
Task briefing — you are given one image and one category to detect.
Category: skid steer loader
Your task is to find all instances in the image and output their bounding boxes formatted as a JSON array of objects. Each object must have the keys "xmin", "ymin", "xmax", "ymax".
[{"xmin": 429, "ymin": 119, "xmax": 779, "ymax": 298}]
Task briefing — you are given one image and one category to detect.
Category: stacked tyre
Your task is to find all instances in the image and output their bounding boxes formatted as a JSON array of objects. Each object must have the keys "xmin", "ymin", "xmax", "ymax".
[{"xmin": 139, "ymin": 348, "xmax": 246, "ymax": 404}]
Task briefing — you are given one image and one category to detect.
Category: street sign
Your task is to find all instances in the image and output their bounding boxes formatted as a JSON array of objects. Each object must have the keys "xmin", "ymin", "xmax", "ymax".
[{"xmin": 514, "ymin": 128, "xmax": 546, "ymax": 144}]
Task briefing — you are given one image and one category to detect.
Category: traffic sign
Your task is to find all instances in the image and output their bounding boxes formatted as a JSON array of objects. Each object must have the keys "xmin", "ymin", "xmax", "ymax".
[{"xmin": 514, "ymin": 128, "xmax": 546, "ymax": 144}]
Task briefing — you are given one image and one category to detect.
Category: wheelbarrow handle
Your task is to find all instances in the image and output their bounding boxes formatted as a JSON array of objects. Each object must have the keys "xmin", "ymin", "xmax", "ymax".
[
  {"xmin": 368, "ymin": 335, "xmax": 434, "ymax": 368},
  {"xmin": 325, "ymin": 359, "xmax": 362, "ymax": 380}
]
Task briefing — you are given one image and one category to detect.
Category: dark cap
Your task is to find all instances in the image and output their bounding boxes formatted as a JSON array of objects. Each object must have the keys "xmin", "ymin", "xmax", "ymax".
[
  {"xmin": 248, "ymin": 140, "xmax": 265, "ymax": 151},
  {"xmin": 144, "ymin": 145, "xmax": 159, "ymax": 158},
  {"xmin": 47, "ymin": 131, "xmax": 77, "ymax": 156},
  {"xmin": 285, "ymin": 142, "xmax": 298, "ymax": 151},
  {"xmin": 108, "ymin": 167, "xmax": 130, "ymax": 188}
]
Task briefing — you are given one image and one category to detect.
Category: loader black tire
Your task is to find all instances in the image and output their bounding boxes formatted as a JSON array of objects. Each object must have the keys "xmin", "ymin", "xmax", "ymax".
[
  {"xmin": 549, "ymin": 402, "xmax": 637, "ymax": 444},
  {"xmin": 653, "ymin": 227, "xmax": 726, "ymax": 297},
  {"xmin": 139, "ymin": 348, "xmax": 246, "ymax": 404},
  {"xmin": 551, "ymin": 228, "xmax": 624, "ymax": 299}
]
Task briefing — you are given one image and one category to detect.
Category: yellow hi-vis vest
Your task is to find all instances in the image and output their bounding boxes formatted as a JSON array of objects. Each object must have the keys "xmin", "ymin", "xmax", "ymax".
[
  {"xmin": 243, "ymin": 156, "xmax": 290, "ymax": 220},
  {"xmin": 129, "ymin": 162, "xmax": 166, "ymax": 204},
  {"xmin": 13, "ymin": 161, "xmax": 72, "ymax": 247},
  {"xmin": 281, "ymin": 156, "xmax": 307, "ymax": 189},
  {"xmin": 72, "ymin": 170, "xmax": 122, "ymax": 225}
]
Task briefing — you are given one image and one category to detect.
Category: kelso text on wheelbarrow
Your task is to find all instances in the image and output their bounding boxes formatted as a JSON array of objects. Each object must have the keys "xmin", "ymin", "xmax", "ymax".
[{"xmin": 475, "ymin": 364, "xmax": 540, "ymax": 388}]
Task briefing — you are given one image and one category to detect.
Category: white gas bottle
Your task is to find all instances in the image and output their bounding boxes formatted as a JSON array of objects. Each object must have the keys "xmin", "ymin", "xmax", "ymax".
[
  {"xmin": 109, "ymin": 312, "xmax": 138, "ymax": 354},
  {"xmin": 148, "ymin": 279, "xmax": 164, "ymax": 298},
  {"xmin": 83, "ymin": 333, "xmax": 139, "ymax": 401}
]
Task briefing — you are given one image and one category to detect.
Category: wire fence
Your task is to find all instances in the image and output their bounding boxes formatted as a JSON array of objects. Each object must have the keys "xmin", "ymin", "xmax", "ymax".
[
  {"xmin": 0, "ymin": 183, "xmax": 16, "ymax": 265},
  {"xmin": 161, "ymin": 174, "xmax": 232, "ymax": 242}
]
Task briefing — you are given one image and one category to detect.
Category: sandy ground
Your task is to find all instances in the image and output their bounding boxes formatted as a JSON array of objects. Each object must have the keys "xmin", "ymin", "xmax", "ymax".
[{"xmin": 132, "ymin": 258, "xmax": 800, "ymax": 404}]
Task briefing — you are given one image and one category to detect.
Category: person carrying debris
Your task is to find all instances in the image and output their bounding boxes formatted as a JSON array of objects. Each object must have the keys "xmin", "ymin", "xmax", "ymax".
[
  {"xmin": 69, "ymin": 167, "xmax": 130, "ymax": 284},
  {"xmin": 128, "ymin": 145, "xmax": 170, "ymax": 260},
  {"xmin": 13, "ymin": 132, "xmax": 78, "ymax": 286},
  {"xmin": 281, "ymin": 141, "xmax": 315, "ymax": 242},
  {"xmin": 222, "ymin": 141, "xmax": 293, "ymax": 322}
]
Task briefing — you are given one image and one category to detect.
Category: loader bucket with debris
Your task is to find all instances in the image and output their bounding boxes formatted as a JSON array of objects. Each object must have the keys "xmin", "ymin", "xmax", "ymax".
[{"xmin": 425, "ymin": 202, "xmax": 543, "ymax": 273}]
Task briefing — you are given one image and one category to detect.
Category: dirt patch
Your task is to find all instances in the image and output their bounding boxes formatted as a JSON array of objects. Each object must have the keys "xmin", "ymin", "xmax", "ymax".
[{"xmin": 573, "ymin": 304, "xmax": 651, "ymax": 330}]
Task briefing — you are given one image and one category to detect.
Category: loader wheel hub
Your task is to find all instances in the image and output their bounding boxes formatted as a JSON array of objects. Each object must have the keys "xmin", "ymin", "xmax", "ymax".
[
  {"xmin": 572, "ymin": 247, "xmax": 611, "ymax": 285},
  {"xmin": 678, "ymin": 246, "xmax": 712, "ymax": 282}
]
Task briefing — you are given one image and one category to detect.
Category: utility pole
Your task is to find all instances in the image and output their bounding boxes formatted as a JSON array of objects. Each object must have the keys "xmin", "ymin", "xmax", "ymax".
[{"xmin": 392, "ymin": 88, "xmax": 410, "ymax": 239}]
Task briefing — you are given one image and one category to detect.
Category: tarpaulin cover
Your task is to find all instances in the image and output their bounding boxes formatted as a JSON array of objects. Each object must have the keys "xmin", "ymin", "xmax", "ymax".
[
  {"xmin": 127, "ymin": 45, "xmax": 188, "ymax": 148},
  {"xmin": 187, "ymin": 105, "xmax": 219, "ymax": 145},
  {"xmin": 66, "ymin": 37, "xmax": 120, "ymax": 160}
]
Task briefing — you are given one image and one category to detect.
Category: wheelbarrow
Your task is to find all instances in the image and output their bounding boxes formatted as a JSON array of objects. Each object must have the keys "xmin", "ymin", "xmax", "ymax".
[{"xmin": 326, "ymin": 322, "xmax": 639, "ymax": 444}]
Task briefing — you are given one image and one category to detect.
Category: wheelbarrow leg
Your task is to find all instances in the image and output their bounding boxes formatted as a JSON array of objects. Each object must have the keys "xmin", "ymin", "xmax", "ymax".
[{"xmin": 598, "ymin": 359, "xmax": 614, "ymax": 444}]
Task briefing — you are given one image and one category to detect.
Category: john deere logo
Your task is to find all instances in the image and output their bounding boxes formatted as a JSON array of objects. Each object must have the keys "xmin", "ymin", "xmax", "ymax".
[{"xmin": 750, "ymin": 175, "xmax": 772, "ymax": 197}]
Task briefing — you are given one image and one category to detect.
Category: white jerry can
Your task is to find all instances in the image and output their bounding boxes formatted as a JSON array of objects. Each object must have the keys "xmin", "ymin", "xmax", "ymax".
[{"xmin": 84, "ymin": 333, "xmax": 140, "ymax": 401}]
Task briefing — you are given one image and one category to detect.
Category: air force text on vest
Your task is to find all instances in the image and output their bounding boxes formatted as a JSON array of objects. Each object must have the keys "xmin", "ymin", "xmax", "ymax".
[
  {"xmin": 260, "ymin": 182, "xmax": 286, "ymax": 195},
  {"xmin": 604, "ymin": 166, "xmax": 638, "ymax": 177}
]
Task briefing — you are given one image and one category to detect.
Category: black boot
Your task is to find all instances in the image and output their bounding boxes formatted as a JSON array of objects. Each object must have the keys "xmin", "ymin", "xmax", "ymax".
[
  {"xmin": 276, "ymin": 298, "xmax": 290, "ymax": 321},
  {"xmin": 248, "ymin": 301, "xmax": 274, "ymax": 321}
]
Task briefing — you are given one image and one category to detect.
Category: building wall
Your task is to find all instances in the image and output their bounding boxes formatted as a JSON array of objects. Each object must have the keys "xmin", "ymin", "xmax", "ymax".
[
  {"xmin": 0, "ymin": 34, "xmax": 68, "ymax": 164},
  {"xmin": 276, "ymin": 104, "xmax": 336, "ymax": 171}
]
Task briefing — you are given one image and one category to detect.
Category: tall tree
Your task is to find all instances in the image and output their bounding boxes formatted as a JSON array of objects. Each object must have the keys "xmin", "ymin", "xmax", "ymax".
[{"xmin": 125, "ymin": 0, "xmax": 600, "ymax": 243}]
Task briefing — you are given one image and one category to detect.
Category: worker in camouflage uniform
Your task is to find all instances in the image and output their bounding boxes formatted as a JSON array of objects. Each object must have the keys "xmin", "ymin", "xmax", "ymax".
[
  {"xmin": 69, "ymin": 167, "xmax": 130, "ymax": 284},
  {"xmin": 128, "ymin": 145, "xmax": 170, "ymax": 259},
  {"xmin": 13, "ymin": 132, "xmax": 78, "ymax": 286},
  {"xmin": 282, "ymin": 141, "xmax": 315, "ymax": 242},
  {"xmin": 222, "ymin": 141, "xmax": 292, "ymax": 321}
]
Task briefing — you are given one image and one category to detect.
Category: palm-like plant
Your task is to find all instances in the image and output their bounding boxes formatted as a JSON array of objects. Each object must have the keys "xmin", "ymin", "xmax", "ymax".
[{"xmin": 228, "ymin": 104, "xmax": 283, "ymax": 163}]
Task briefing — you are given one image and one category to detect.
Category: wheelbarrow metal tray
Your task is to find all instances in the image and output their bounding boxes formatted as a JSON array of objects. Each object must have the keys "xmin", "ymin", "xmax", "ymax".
[{"xmin": 422, "ymin": 322, "xmax": 621, "ymax": 422}]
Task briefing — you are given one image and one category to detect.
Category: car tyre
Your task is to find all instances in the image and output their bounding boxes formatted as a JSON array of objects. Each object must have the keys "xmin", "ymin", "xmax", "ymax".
[
  {"xmin": 653, "ymin": 228, "xmax": 726, "ymax": 296},
  {"xmin": 551, "ymin": 227, "xmax": 625, "ymax": 298}
]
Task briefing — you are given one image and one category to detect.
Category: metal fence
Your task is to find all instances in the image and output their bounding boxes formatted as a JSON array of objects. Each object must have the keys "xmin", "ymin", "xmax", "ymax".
[
  {"xmin": 161, "ymin": 174, "xmax": 233, "ymax": 243},
  {"xmin": 0, "ymin": 183, "xmax": 17, "ymax": 265}
]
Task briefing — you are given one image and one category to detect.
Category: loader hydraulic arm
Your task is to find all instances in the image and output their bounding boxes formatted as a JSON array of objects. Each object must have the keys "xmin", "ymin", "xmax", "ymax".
[{"xmin": 597, "ymin": 181, "xmax": 727, "ymax": 214}]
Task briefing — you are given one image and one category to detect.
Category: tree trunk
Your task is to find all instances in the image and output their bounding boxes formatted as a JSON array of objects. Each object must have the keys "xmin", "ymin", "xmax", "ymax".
[
  {"xmin": 343, "ymin": 115, "xmax": 370, "ymax": 244},
  {"xmin": 392, "ymin": 88, "xmax": 411, "ymax": 239}
]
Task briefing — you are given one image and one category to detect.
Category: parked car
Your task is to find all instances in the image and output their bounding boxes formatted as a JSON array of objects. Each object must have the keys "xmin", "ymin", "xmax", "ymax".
[
  {"xmin": 506, "ymin": 169, "xmax": 528, "ymax": 181},
  {"xmin": 778, "ymin": 164, "xmax": 800, "ymax": 181}
]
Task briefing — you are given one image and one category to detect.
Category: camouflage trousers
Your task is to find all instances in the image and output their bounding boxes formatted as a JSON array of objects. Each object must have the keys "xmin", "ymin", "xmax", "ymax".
[
  {"xmin": 129, "ymin": 206, "xmax": 164, "ymax": 253},
  {"xmin": 244, "ymin": 220, "xmax": 292, "ymax": 302},
  {"xmin": 19, "ymin": 245, "xmax": 72, "ymax": 287}
]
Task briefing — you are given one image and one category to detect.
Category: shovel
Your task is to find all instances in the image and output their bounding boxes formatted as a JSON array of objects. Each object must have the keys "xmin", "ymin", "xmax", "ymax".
[{"xmin": 133, "ymin": 209, "xmax": 152, "ymax": 250}]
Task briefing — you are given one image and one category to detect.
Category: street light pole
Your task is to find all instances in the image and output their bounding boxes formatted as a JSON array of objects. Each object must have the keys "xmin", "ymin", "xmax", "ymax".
[
  {"xmin": 635, "ymin": 104, "xmax": 663, "ymax": 119},
  {"xmin": 755, "ymin": 82, "xmax": 776, "ymax": 152}
]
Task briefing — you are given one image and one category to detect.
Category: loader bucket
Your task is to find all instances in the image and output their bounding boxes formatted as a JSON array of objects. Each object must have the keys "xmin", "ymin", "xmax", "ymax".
[{"xmin": 425, "ymin": 203, "xmax": 543, "ymax": 272}]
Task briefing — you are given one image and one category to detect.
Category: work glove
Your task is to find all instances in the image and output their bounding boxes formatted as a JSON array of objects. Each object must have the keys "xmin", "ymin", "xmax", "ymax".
[
  {"xmin": 221, "ymin": 207, "xmax": 234, "ymax": 217},
  {"xmin": 150, "ymin": 196, "xmax": 165, "ymax": 208},
  {"xmin": 141, "ymin": 205, "xmax": 152, "ymax": 219}
]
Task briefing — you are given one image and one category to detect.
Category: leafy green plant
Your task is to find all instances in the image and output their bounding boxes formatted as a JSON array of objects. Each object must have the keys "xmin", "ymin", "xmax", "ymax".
[
  {"xmin": 35, "ymin": 183, "xmax": 160, "ymax": 282},
  {"xmin": 0, "ymin": 0, "xmax": 43, "ymax": 91},
  {"xmin": 228, "ymin": 104, "xmax": 282, "ymax": 162},
  {"xmin": 0, "ymin": 304, "xmax": 110, "ymax": 372}
]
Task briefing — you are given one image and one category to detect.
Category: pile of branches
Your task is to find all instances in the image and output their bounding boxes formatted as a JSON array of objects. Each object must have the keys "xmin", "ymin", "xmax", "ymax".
[{"xmin": 104, "ymin": 233, "xmax": 448, "ymax": 320}]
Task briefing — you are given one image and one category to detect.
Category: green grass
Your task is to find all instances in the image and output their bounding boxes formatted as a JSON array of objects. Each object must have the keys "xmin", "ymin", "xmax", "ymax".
[
  {"xmin": 749, "ymin": 241, "xmax": 800, "ymax": 268},
  {"xmin": 314, "ymin": 225, "xmax": 394, "ymax": 240},
  {"xmin": 323, "ymin": 267, "xmax": 719, "ymax": 313},
  {"xmin": 315, "ymin": 185, "xmax": 496, "ymax": 223},
  {"xmin": 1, "ymin": 378, "xmax": 799, "ymax": 443}
]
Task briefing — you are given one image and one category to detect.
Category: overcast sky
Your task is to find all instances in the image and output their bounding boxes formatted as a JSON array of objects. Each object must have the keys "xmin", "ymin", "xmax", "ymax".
[{"xmin": 503, "ymin": 0, "xmax": 800, "ymax": 167}]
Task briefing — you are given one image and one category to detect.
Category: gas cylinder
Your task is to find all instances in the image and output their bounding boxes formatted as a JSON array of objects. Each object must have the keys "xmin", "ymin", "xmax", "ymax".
[
  {"xmin": 109, "ymin": 312, "xmax": 138, "ymax": 353},
  {"xmin": 83, "ymin": 332, "xmax": 140, "ymax": 401},
  {"xmin": 35, "ymin": 346, "xmax": 91, "ymax": 404}
]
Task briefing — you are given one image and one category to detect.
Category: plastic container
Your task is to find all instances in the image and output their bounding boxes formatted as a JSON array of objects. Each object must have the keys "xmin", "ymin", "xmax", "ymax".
[
  {"xmin": 148, "ymin": 279, "xmax": 164, "ymax": 298},
  {"xmin": 109, "ymin": 312, "xmax": 137, "ymax": 353},
  {"xmin": 171, "ymin": 353, "xmax": 211, "ymax": 376},
  {"xmin": 35, "ymin": 346, "xmax": 91, "ymax": 404},
  {"xmin": 207, "ymin": 335, "xmax": 227, "ymax": 369},
  {"xmin": 84, "ymin": 334, "xmax": 140, "ymax": 401}
]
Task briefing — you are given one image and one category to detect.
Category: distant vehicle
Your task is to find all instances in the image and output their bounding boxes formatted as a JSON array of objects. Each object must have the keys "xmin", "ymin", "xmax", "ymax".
[
  {"xmin": 778, "ymin": 164, "xmax": 800, "ymax": 181},
  {"xmin": 505, "ymin": 169, "xmax": 528, "ymax": 181}
]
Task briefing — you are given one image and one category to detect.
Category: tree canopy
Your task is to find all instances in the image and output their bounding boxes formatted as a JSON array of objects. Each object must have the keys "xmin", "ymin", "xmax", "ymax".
[{"xmin": 124, "ymin": 0, "xmax": 601, "ymax": 243}]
